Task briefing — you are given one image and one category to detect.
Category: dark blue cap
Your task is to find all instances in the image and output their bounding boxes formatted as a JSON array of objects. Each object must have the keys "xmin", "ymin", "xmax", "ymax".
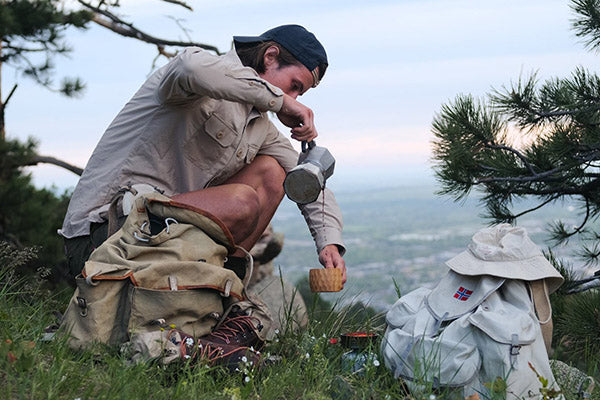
[{"xmin": 234, "ymin": 25, "xmax": 328, "ymax": 86}]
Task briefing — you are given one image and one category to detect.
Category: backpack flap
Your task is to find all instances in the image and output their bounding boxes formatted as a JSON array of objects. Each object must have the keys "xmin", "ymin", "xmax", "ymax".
[
  {"xmin": 146, "ymin": 195, "xmax": 236, "ymax": 252},
  {"xmin": 132, "ymin": 260, "xmax": 244, "ymax": 299},
  {"xmin": 468, "ymin": 280, "xmax": 537, "ymax": 346},
  {"xmin": 82, "ymin": 261, "xmax": 134, "ymax": 281},
  {"xmin": 386, "ymin": 287, "xmax": 431, "ymax": 330},
  {"xmin": 425, "ymin": 270, "xmax": 505, "ymax": 321}
]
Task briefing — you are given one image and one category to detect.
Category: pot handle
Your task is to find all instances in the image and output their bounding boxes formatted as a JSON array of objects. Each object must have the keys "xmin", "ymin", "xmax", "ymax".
[{"xmin": 301, "ymin": 140, "xmax": 316, "ymax": 153}]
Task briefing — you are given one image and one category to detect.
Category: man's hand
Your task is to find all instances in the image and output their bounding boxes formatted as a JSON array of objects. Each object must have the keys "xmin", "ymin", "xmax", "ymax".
[
  {"xmin": 277, "ymin": 94, "xmax": 318, "ymax": 142},
  {"xmin": 318, "ymin": 244, "xmax": 347, "ymax": 284}
]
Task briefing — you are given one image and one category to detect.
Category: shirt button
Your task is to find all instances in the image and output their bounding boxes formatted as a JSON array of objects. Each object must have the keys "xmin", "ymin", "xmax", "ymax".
[
  {"xmin": 217, "ymin": 131, "xmax": 224, "ymax": 139},
  {"xmin": 237, "ymin": 150, "xmax": 243, "ymax": 158},
  {"xmin": 268, "ymin": 99, "xmax": 276, "ymax": 107}
]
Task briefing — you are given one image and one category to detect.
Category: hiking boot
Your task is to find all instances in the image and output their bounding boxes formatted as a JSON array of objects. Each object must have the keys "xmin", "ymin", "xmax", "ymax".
[
  {"xmin": 202, "ymin": 311, "xmax": 265, "ymax": 350},
  {"xmin": 167, "ymin": 329, "xmax": 260, "ymax": 371}
]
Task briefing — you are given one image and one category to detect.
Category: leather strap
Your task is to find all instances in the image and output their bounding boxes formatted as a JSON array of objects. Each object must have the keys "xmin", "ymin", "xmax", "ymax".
[{"xmin": 530, "ymin": 279, "xmax": 553, "ymax": 354}]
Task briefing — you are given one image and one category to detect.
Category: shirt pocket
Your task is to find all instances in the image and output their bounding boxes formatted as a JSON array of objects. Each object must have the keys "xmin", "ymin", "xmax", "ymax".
[
  {"xmin": 204, "ymin": 113, "xmax": 237, "ymax": 148},
  {"xmin": 184, "ymin": 110, "xmax": 239, "ymax": 170}
]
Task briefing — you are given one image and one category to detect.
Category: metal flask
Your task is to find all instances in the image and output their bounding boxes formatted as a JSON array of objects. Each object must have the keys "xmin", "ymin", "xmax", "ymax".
[{"xmin": 284, "ymin": 140, "xmax": 335, "ymax": 204}]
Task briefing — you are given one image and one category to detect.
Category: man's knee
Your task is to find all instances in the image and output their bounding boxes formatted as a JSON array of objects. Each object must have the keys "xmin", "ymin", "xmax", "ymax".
[
  {"xmin": 228, "ymin": 184, "xmax": 261, "ymax": 240},
  {"xmin": 253, "ymin": 155, "xmax": 286, "ymax": 199}
]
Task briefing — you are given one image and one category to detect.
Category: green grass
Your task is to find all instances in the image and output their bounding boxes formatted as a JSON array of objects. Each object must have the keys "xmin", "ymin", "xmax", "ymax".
[
  {"xmin": 0, "ymin": 262, "xmax": 402, "ymax": 399},
  {"xmin": 2, "ymin": 244, "xmax": 600, "ymax": 399}
]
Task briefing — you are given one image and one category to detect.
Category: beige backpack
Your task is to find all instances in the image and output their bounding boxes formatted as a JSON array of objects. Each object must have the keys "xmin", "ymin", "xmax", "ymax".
[{"xmin": 60, "ymin": 193, "xmax": 260, "ymax": 350}]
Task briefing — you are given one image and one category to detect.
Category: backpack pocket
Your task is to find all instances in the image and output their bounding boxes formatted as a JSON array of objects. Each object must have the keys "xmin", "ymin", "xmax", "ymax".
[
  {"xmin": 61, "ymin": 276, "xmax": 130, "ymax": 349},
  {"xmin": 382, "ymin": 320, "xmax": 480, "ymax": 387},
  {"xmin": 128, "ymin": 286, "xmax": 225, "ymax": 338}
]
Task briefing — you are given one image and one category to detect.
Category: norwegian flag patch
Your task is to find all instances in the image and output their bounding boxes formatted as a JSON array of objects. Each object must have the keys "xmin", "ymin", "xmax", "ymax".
[{"xmin": 454, "ymin": 286, "xmax": 473, "ymax": 301}]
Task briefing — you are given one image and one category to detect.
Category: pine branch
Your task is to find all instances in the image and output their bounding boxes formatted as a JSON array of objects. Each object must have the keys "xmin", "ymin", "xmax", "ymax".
[
  {"xmin": 571, "ymin": 0, "xmax": 600, "ymax": 50},
  {"xmin": 511, "ymin": 194, "xmax": 562, "ymax": 219},
  {"xmin": 484, "ymin": 142, "xmax": 539, "ymax": 175},
  {"xmin": 160, "ymin": 0, "xmax": 193, "ymax": 11},
  {"xmin": 536, "ymin": 104, "xmax": 600, "ymax": 118},
  {"xmin": 79, "ymin": 0, "xmax": 222, "ymax": 55}
]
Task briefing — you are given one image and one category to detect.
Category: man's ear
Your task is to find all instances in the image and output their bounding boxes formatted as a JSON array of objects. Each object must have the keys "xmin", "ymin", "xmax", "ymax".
[{"xmin": 263, "ymin": 45, "xmax": 280, "ymax": 69}]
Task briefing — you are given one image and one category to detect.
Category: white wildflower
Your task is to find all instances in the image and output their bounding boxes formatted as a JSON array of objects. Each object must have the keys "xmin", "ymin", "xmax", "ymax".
[
  {"xmin": 373, "ymin": 359, "xmax": 380, "ymax": 367},
  {"xmin": 429, "ymin": 395, "xmax": 436, "ymax": 400},
  {"xmin": 244, "ymin": 376, "xmax": 250, "ymax": 383},
  {"xmin": 274, "ymin": 329, "xmax": 280, "ymax": 335},
  {"xmin": 311, "ymin": 335, "xmax": 315, "ymax": 340},
  {"xmin": 305, "ymin": 352, "xmax": 310, "ymax": 359},
  {"xmin": 241, "ymin": 356, "xmax": 248, "ymax": 363},
  {"xmin": 250, "ymin": 346, "xmax": 254, "ymax": 352},
  {"xmin": 185, "ymin": 337, "xmax": 194, "ymax": 346},
  {"xmin": 184, "ymin": 354, "xmax": 190, "ymax": 359}
]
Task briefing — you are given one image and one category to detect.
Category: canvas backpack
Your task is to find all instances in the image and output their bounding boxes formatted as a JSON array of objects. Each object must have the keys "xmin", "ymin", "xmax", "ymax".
[
  {"xmin": 382, "ymin": 271, "xmax": 561, "ymax": 399},
  {"xmin": 59, "ymin": 192, "xmax": 271, "ymax": 351},
  {"xmin": 381, "ymin": 224, "xmax": 564, "ymax": 399}
]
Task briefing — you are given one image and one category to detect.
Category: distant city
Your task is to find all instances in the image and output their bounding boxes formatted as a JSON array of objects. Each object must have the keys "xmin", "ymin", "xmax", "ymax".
[{"xmin": 272, "ymin": 184, "xmax": 591, "ymax": 310}]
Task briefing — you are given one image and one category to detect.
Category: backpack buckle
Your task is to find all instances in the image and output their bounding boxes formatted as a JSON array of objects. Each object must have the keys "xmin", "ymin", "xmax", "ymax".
[
  {"xmin": 510, "ymin": 344, "xmax": 521, "ymax": 356},
  {"xmin": 77, "ymin": 296, "xmax": 88, "ymax": 317}
]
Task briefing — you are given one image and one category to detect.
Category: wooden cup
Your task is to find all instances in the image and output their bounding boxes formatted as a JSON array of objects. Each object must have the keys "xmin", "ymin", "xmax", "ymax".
[{"xmin": 309, "ymin": 268, "xmax": 343, "ymax": 292}]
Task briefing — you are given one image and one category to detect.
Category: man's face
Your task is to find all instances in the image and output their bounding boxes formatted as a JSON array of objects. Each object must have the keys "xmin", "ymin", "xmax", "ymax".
[{"xmin": 260, "ymin": 62, "xmax": 314, "ymax": 99}]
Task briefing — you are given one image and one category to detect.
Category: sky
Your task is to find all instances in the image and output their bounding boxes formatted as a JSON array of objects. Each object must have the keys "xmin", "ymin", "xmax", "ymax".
[{"xmin": 3, "ymin": 0, "xmax": 598, "ymax": 192}]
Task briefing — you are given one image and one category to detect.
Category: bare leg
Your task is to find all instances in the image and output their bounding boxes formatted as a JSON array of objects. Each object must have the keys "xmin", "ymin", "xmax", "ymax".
[{"xmin": 171, "ymin": 155, "xmax": 286, "ymax": 253}]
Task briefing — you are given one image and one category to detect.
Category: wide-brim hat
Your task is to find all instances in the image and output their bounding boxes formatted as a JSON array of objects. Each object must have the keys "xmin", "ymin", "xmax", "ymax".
[{"xmin": 445, "ymin": 223, "xmax": 564, "ymax": 294}]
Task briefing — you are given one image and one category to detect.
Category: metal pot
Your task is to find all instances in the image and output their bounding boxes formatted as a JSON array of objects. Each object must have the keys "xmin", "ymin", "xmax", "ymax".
[{"xmin": 283, "ymin": 140, "xmax": 335, "ymax": 204}]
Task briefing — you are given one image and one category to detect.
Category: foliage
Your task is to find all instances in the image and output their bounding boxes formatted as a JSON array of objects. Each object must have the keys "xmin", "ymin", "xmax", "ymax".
[
  {"xmin": 554, "ymin": 289, "xmax": 600, "ymax": 371},
  {"xmin": 0, "ymin": 251, "xmax": 407, "ymax": 400},
  {"xmin": 0, "ymin": 0, "xmax": 91, "ymax": 96},
  {"xmin": 0, "ymin": 138, "xmax": 70, "ymax": 282},
  {"xmin": 431, "ymin": 0, "xmax": 600, "ymax": 265}
]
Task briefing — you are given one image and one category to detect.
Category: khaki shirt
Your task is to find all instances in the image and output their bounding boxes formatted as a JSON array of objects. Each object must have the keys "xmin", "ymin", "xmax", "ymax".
[{"xmin": 60, "ymin": 48, "xmax": 344, "ymax": 254}]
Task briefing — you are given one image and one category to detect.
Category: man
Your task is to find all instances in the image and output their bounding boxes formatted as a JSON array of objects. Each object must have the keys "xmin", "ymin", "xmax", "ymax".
[
  {"xmin": 59, "ymin": 25, "xmax": 346, "ymax": 362},
  {"xmin": 61, "ymin": 23, "xmax": 345, "ymax": 281}
]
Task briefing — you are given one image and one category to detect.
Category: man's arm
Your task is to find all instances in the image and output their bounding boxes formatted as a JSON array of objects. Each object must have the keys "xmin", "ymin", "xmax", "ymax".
[
  {"xmin": 156, "ymin": 47, "xmax": 284, "ymax": 112},
  {"xmin": 259, "ymin": 125, "xmax": 347, "ymax": 283}
]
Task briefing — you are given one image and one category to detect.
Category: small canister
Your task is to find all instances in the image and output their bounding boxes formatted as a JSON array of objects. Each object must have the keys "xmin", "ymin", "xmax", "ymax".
[{"xmin": 339, "ymin": 332, "xmax": 379, "ymax": 374}]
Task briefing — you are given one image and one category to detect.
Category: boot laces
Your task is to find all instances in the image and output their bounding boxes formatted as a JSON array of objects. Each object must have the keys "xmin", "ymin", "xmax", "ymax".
[{"xmin": 209, "ymin": 315, "xmax": 259, "ymax": 344}]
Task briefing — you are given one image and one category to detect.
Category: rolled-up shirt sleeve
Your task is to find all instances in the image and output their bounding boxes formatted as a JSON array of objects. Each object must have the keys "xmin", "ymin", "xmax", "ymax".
[
  {"xmin": 259, "ymin": 124, "xmax": 346, "ymax": 256},
  {"xmin": 157, "ymin": 47, "xmax": 284, "ymax": 112}
]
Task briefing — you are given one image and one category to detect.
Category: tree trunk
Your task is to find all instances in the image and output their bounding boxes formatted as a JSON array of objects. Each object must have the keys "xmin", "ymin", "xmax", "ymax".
[{"xmin": 1, "ymin": 39, "xmax": 5, "ymax": 141}]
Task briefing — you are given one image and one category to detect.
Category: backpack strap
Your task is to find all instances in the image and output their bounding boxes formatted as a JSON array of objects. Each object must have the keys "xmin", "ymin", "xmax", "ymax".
[
  {"xmin": 107, "ymin": 186, "xmax": 136, "ymax": 238},
  {"xmin": 529, "ymin": 279, "xmax": 553, "ymax": 354}
]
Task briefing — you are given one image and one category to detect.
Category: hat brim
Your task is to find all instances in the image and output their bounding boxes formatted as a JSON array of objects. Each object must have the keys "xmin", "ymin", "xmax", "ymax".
[
  {"xmin": 233, "ymin": 35, "xmax": 268, "ymax": 45},
  {"xmin": 445, "ymin": 250, "xmax": 564, "ymax": 294}
]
